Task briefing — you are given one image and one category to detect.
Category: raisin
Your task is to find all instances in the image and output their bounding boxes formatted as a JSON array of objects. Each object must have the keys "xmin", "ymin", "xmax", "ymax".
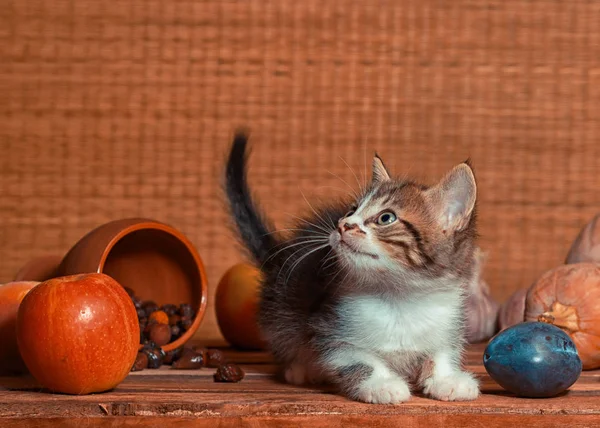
[
  {"xmin": 163, "ymin": 346, "xmax": 184, "ymax": 365},
  {"xmin": 161, "ymin": 304, "xmax": 178, "ymax": 316},
  {"xmin": 144, "ymin": 318, "xmax": 158, "ymax": 335},
  {"xmin": 178, "ymin": 303, "xmax": 195, "ymax": 319},
  {"xmin": 168, "ymin": 314, "xmax": 182, "ymax": 326},
  {"xmin": 170, "ymin": 324, "xmax": 181, "ymax": 341},
  {"xmin": 131, "ymin": 352, "xmax": 148, "ymax": 372},
  {"xmin": 206, "ymin": 349, "xmax": 226, "ymax": 368},
  {"xmin": 142, "ymin": 301, "xmax": 159, "ymax": 317},
  {"xmin": 172, "ymin": 349, "xmax": 204, "ymax": 369},
  {"xmin": 214, "ymin": 364, "xmax": 245, "ymax": 382},
  {"xmin": 143, "ymin": 348, "xmax": 163, "ymax": 369},
  {"xmin": 179, "ymin": 316, "xmax": 193, "ymax": 331},
  {"xmin": 132, "ymin": 296, "xmax": 143, "ymax": 309},
  {"xmin": 142, "ymin": 340, "xmax": 157, "ymax": 350}
]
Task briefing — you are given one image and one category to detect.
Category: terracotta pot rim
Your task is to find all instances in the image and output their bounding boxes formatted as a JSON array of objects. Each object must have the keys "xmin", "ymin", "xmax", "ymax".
[{"xmin": 95, "ymin": 219, "xmax": 208, "ymax": 353}]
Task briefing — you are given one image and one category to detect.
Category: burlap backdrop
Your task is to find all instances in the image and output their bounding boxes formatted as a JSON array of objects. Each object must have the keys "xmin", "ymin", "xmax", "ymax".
[{"xmin": 1, "ymin": 0, "xmax": 599, "ymax": 341}]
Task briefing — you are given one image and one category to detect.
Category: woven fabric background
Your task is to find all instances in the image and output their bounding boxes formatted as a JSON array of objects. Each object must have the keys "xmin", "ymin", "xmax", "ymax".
[{"xmin": 1, "ymin": 0, "xmax": 600, "ymax": 341}]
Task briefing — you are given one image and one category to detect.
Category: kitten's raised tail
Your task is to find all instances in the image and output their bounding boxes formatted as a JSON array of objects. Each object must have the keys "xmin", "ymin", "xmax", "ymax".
[{"xmin": 225, "ymin": 131, "xmax": 278, "ymax": 265}]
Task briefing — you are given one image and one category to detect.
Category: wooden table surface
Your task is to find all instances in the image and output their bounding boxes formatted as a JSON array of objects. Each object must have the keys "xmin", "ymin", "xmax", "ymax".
[{"xmin": 2, "ymin": 343, "xmax": 600, "ymax": 427}]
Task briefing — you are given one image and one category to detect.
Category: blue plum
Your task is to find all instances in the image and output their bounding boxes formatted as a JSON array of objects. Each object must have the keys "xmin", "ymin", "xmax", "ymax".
[{"xmin": 483, "ymin": 321, "xmax": 582, "ymax": 398}]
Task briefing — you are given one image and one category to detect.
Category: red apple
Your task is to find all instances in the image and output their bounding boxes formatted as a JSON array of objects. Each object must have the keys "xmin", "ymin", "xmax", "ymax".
[
  {"xmin": 16, "ymin": 273, "xmax": 139, "ymax": 394},
  {"xmin": 0, "ymin": 281, "xmax": 40, "ymax": 374},
  {"xmin": 215, "ymin": 263, "xmax": 266, "ymax": 350}
]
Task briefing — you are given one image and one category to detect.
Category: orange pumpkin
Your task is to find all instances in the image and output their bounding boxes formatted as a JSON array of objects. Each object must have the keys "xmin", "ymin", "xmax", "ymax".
[{"xmin": 524, "ymin": 263, "xmax": 600, "ymax": 370}]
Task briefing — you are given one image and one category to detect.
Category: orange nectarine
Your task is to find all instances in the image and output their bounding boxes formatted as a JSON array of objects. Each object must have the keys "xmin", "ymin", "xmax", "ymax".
[
  {"xmin": 0, "ymin": 281, "xmax": 40, "ymax": 374},
  {"xmin": 215, "ymin": 263, "xmax": 266, "ymax": 350}
]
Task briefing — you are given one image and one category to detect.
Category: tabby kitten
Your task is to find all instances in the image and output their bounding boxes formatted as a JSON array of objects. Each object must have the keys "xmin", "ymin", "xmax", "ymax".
[{"xmin": 224, "ymin": 132, "xmax": 480, "ymax": 404}]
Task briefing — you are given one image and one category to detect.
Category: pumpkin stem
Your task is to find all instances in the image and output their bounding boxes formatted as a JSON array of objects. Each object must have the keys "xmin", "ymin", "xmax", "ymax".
[{"xmin": 537, "ymin": 301, "xmax": 580, "ymax": 332}]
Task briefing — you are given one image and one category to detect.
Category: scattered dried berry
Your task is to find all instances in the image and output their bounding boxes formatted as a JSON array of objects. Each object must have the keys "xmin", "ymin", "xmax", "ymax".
[
  {"xmin": 178, "ymin": 303, "xmax": 194, "ymax": 319},
  {"xmin": 142, "ymin": 340, "xmax": 157, "ymax": 351},
  {"xmin": 168, "ymin": 314, "xmax": 182, "ymax": 326},
  {"xmin": 163, "ymin": 346, "xmax": 184, "ymax": 365},
  {"xmin": 149, "ymin": 323, "xmax": 171, "ymax": 347},
  {"xmin": 144, "ymin": 319, "xmax": 158, "ymax": 337},
  {"xmin": 131, "ymin": 352, "xmax": 148, "ymax": 372},
  {"xmin": 142, "ymin": 301, "xmax": 159, "ymax": 317},
  {"xmin": 128, "ymin": 291, "xmax": 195, "ymax": 354},
  {"xmin": 143, "ymin": 348, "xmax": 163, "ymax": 369},
  {"xmin": 179, "ymin": 316, "xmax": 193, "ymax": 331},
  {"xmin": 214, "ymin": 364, "xmax": 245, "ymax": 382},
  {"xmin": 149, "ymin": 310, "xmax": 169, "ymax": 325},
  {"xmin": 161, "ymin": 304, "xmax": 178, "ymax": 316},
  {"xmin": 132, "ymin": 296, "xmax": 143, "ymax": 309},
  {"xmin": 191, "ymin": 346, "xmax": 207, "ymax": 363},
  {"xmin": 206, "ymin": 349, "xmax": 226, "ymax": 368},
  {"xmin": 172, "ymin": 349, "xmax": 204, "ymax": 369},
  {"xmin": 170, "ymin": 324, "xmax": 181, "ymax": 340}
]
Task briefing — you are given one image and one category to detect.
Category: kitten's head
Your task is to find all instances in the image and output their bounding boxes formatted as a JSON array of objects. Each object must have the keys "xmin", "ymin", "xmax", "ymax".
[{"xmin": 329, "ymin": 154, "xmax": 477, "ymax": 281}]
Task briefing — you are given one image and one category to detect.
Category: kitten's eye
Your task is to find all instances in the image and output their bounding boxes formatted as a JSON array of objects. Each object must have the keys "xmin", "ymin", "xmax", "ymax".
[
  {"xmin": 377, "ymin": 211, "xmax": 397, "ymax": 225},
  {"xmin": 345, "ymin": 207, "xmax": 357, "ymax": 217}
]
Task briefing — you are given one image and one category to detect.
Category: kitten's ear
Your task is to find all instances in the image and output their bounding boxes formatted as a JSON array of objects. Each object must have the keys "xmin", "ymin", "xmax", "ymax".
[
  {"xmin": 372, "ymin": 154, "xmax": 391, "ymax": 184},
  {"xmin": 426, "ymin": 162, "xmax": 477, "ymax": 232}
]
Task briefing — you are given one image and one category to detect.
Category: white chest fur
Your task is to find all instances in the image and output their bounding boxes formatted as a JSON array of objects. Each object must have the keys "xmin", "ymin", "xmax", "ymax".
[{"xmin": 335, "ymin": 290, "xmax": 464, "ymax": 354}]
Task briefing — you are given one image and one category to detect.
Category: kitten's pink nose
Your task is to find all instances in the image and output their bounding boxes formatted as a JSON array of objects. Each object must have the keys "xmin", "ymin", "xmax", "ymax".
[
  {"xmin": 339, "ymin": 222, "xmax": 365, "ymax": 235},
  {"xmin": 343, "ymin": 222, "xmax": 357, "ymax": 231}
]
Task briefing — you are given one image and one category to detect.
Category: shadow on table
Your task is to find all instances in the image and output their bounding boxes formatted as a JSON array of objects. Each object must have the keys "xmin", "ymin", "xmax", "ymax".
[{"xmin": 0, "ymin": 374, "xmax": 48, "ymax": 393}]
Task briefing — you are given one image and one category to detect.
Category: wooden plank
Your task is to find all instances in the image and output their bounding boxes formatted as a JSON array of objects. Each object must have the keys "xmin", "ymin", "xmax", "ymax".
[
  {"xmin": 3, "ymin": 415, "xmax": 600, "ymax": 428},
  {"xmin": 1, "ymin": 344, "xmax": 600, "ymax": 426},
  {"xmin": 3, "ymin": 387, "xmax": 600, "ymax": 418}
]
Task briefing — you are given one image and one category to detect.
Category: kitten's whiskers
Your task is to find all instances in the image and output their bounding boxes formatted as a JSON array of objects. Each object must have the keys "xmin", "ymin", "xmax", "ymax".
[
  {"xmin": 261, "ymin": 228, "xmax": 328, "ymax": 238},
  {"xmin": 320, "ymin": 249, "xmax": 338, "ymax": 273},
  {"xmin": 262, "ymin": 237, "xmax": 329, "ymax": 269},
  {"xmin": 282, "ymin": 243, "xmax": 330, "ymax": 286},
  {"xmin": 326, "ymin": 170, "xmax": 359, "ymax": 200},
  {"xmin": 277, "ymin": 241, "xmax": 329, "ymax": 282},
  {"xmin": 316, "ymin": 186, "xmax": 356, "ymax": 199},
  {"xmin": 300, "ymin": 189, "xmax": 335, "ymax": 232},
  {"xmin": 339, "ymin": 156, "xmax": 364, "ymax": 196},
  {"xmin": 284, "ymin": 212, "xmax": 332, "ymax": 236}
]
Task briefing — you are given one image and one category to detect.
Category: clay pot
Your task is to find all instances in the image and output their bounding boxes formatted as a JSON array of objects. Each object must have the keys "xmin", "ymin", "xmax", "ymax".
[
  {"xmin": 16, "ymin": 218, "xmax": 208, "ymax": 352},
  {"xmin": 14, "ymin": 255, "xmax": 63, "ymax": 282}
]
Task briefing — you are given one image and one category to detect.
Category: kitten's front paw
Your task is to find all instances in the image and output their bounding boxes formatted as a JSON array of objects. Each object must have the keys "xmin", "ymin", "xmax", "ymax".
[
  {"xmin": 352, "ymin": 378, "xmax": 411, "ymax": 404},
  {"xmin": 423, "ymin": 371, "xmax": 479, "ymax": 402}
]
